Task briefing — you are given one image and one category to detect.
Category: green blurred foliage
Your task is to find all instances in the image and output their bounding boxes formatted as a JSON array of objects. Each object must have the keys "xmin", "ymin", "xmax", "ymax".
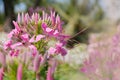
[
  {"xmin": 0, "ymin": 14, "xmax": 4, "ymax": 24},
  {"xmin": 36, "ymin": 0, "xmax": 104, "ymax": 45},
  {"xmin": 4, "ymin": 61, "xmax": 36, "ymax": 80},
  {"xmin": 54, "ymin": 63, "xmax": 89, "ymax": 80}
]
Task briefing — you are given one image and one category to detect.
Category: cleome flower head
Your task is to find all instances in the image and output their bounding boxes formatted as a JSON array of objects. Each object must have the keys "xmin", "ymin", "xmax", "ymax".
[
  {"xmin": 4, "ymin": 11, "xmax": 69, "ymax": 57},
  {"xmin": 1, "ymin": 10, "xmax": 69, "ymax": 80}
]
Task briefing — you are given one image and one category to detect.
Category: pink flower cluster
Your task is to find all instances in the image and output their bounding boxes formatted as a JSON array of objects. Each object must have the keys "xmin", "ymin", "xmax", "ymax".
[
  {"xmin": 0, "ymin": 11, "xmax": 69, "ymax": 80},
  {"xmin": 81, "ymin": 28, "xmax": 120, "ymax": 80},
  {"xmin": 4, "ymin": 11, "xmax": 68, "ymax": 57}
]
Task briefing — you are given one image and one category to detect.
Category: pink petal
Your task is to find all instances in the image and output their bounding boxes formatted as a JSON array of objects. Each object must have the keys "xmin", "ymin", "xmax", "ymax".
[
  {"xmin": 42, "ymin": 11, "xmax": 45, "ymax": 21},
  {"xmin": 14, "ymin": 50, "xmax": 20, "ymax": 56},
  {"xmin": 29, "ymin": 35, "xmax": 45, "ymax": 43},
  {"xmin": 41, "ymin": 23, "xmax": 54, "ymax": 36},
  {"xmin": 50, "ymin": 11, "xmax": 55, "ymax": 25},
  {"xmin": 47, "ymin": 67, "xmax": 53, "ymax": 80},
  {"xmin": 48, "ymin": 47, "xmax": 57, "ymax": 55},
  {"xmin": 17, "ymin": 13, "xmax": 21, "ymax": 23},
  {"xmin": 80, "ymin": 67, "xmax": 87, "ymax": 73},
  {"xmin": 29, "ymin": 36, "xmax": 35, "ymax": 43},
  {"xmin": 4, "ymin": 40, "xmax": 12, "ymax": 50},
  {"xmin": 9, "ymin": 50, "xmax": 19, "ymax": 56},
  {"xmin": 17, "ymin": 64, "xmax": 23, "ymax": 80},
  {"xmin": 56, "ymin": 15, "xmax": 60, "ymax": 24},
  {"xmin": 29, "ymin": 45, "xmax": 38, "ymax": 56},
  {"xmin": 36, "ymin": 35, "xmax": 45, "ymax": 42},
  {"xmin": 20, "ymin": 34, "xmax": 29, "ymax": 42},
  {"xmin": 56, "ymin": 15, "xmax": 62, "ymax": 32},
  {"xmin": 56, "ymin": 43, "xmax": 63, "ymax": 47},
  {"xmin": 55, "ymin": 43, "xmax": 67, "ymax": 56},
  {"xmin": 34, "ymin": 13, "xmax": 39, "ymax": 23},
  {"xmin": 53, "ymin": 30, "xmax": 59, "ymax": 36},
  {"xmin": 41, "ymin": 23, "xmax": 47, "ymax": 31},
  {"xmin": 8, "ymin": 29, "xmax": 20, "ymax": 38},
  {"xmin": 0, "ymin": 53, "xmax": 6, "ymax": 67},
  {"xmin": 8, "ymin": 30, "xmax": 14, "ymax": 38},
  {"xmin": 33, "ymin": 54, "xmax": 41, "ymax": 72},
  {"xmin": 60, "ymin": 48, "xmax": 67, "ymax": 56},
  {"xmin": 9, "ymin": 50, "xmax": 14, "ymax": 56},
  {"xmin": 46, "ymin": 28, "xmax": 53, "ymax": 33},
  {"xmin": 11, "ymin": 42, "xmax": 22, "ymax": 49},
  {"xmin": 24, "ymin": 13, "xmax": 29, "ymax": 24},
  {"xmin": 0, "ymin": 67, "xmax": 4, "ymax": 80},
  {"xmin": 13, "ymin": 21, "xmax": 20, "ymax": 31},
  {"xmin": 21, "ymin": 13, "xmax": 24, "ymax": 23}
]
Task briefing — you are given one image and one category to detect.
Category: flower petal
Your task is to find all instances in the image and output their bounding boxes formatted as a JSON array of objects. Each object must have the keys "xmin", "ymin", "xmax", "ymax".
[
  {"xmin": 20, "ymin": 34, "xmax": 29, "ymax": 42},
  {"xmin": 11, "ymin": 42, "xmax": 22, "ymax": 49},
  {"xmin": 36, "ymin": 34, "xmax": 45, "ymax": 42},
  {"xmin": 29, "ymin": 45, "xmax": 38, "ymax": 56},
  {"xmin": 48, "ymin": 47, "xmax": 57, "ymax": 55},
  {"xmin": 29, "ymin": 36, "xmax": 35, "ymax": 43},
  {"xmin": 17, "ymin": 64, "xmax": 23, "ymax": 80},
  {"xmin": 13, "ymin": 21, "xmax": 21, "ymax": 31}
]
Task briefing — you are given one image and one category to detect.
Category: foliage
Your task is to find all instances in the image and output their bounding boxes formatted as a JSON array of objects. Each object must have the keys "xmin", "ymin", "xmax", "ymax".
[
  {"xmin": 54, "ymin": 63, "xmax": 88, "ymax": 80},
  {"xmin": 51, "ymin": 0, "xmax": 104, "ymax": 44}
]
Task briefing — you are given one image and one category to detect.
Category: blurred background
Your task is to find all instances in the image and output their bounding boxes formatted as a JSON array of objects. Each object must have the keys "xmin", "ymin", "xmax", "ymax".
[
  {"xmin": 1, "ymin": 0, "xmax": 120, "ymax": 43},
  {"xmin": 0, "ymin": 0, "xmax": 120, "ymax": 80}
]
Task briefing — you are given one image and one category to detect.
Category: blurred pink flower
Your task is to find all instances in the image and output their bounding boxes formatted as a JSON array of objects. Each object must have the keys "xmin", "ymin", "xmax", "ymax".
[
  {"xmin": 33, "ymin": 54, "xmax": 42, "ymax": 72},
  {"xmin": 0, "ymin": 53, "xmax": 6, "ymax": 67},
  {"xmin": 29, "ymin": 45, "xmax": 38, "ymax": 56},
  {"xmin": 47, "ymin": 59, "xmax": 57, "ymax": 80},
  {"xmin": 3, "ymin": 40, "xmax": 12, "ymax": 50},
  {"xmin": 17, "ymin": 64, "xmax": 23, "ymax": 80},
  {"xmin": 47, "ymin": 67, "xmax": 53, "ymax": 80},
  {"xmin": 81, "ymin": 27, "xmax": 120, "ymax": 80},
  {"xmin": 13, "ymin": 21, "xmax": 21, "ymax": 32},
  {"xmin": 55, "ymin": 43, "xmax": 67, "ymax": 56},
  {"xmin": 0, "ymin": 67, "xmax": 4, "ymax": 80}
]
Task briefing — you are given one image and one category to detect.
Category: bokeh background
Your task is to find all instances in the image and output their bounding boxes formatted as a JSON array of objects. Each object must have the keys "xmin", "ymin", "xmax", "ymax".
[{"xmin": 0, "ymin": 0, "xmax": 120, "ymax": 80}]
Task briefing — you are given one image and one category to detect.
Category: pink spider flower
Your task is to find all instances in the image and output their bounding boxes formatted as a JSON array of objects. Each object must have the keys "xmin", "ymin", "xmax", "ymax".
[{"xmin": 3, "ymin": 10, "xmax": 69, "ymax": 80}]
